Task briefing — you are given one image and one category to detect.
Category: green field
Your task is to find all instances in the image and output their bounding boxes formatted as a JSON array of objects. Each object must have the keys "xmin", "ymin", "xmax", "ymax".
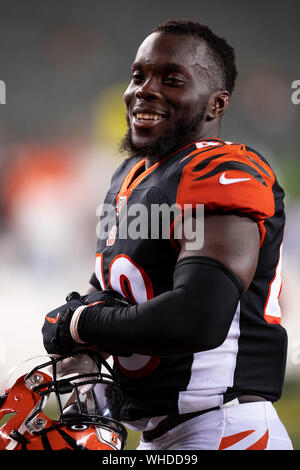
[{"xmin": 274, "ymin": 380, "xmax": 300, "ymax": 450}]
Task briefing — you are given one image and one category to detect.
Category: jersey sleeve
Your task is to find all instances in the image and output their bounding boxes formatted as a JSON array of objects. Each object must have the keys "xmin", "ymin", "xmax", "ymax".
[{"xmin": 176, "ymin": 143, "xmax": 276, "ymax": 245}]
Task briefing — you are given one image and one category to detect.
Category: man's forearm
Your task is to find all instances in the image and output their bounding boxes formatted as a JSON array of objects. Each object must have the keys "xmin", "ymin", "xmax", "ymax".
[{"xmin": 78, "ymin": 256, "xmax": 243, "ymax": 356}]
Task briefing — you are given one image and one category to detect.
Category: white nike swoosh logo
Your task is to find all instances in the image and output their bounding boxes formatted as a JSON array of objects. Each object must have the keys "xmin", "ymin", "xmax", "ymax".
[{"xmin": 219, "ymin": 172, "xmax": 251, "ymax": 185}]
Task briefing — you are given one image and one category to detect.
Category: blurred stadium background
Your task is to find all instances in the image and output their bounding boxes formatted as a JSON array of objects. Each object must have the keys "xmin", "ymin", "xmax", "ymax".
[{"xmin": 0, "ymin": 0, "xmax": 299, "ymax": 450}]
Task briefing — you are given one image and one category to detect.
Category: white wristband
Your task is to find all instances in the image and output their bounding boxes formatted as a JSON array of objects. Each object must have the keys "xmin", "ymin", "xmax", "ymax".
[{"xmin": 70, "ymin": 305, "xmax": 88, "ymax": 344}]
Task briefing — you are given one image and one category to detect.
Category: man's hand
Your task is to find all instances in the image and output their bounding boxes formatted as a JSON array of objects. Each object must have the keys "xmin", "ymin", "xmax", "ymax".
[{"xmin": 42, "ymin": 290, "xmax": 130, "ymax": 355}]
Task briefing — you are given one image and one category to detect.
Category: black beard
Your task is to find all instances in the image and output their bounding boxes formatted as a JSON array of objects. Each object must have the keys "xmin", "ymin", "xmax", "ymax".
[{"xmin": 119, "ymin": 110, "xmax": 206, "ymax": 160}]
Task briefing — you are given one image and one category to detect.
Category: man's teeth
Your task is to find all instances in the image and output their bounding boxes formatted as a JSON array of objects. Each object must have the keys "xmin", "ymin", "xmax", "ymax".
[{"xmin": 135, "ymin": 113, "xmax": 163, "ymax": 120}]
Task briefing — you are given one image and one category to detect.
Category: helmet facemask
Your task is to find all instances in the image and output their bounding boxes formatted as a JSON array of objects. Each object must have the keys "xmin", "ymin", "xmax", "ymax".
[{"xmin": 0, "ymin": 351, "xmax": 127, "ymax": 450}]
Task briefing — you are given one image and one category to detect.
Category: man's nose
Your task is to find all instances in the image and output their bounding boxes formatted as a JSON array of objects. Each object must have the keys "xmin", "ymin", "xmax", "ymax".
[{"xmin": 135, "ymin": 78, "xmax": 161, "ymax": 100}]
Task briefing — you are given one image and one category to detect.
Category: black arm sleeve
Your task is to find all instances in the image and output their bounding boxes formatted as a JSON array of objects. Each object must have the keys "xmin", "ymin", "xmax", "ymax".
[{"xmin": 78, "ymin": 256, "xmax": 243, "ymax": 356}]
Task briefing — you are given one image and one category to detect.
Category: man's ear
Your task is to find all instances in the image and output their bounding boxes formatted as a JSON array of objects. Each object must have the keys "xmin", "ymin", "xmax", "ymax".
[{"xmin": 206, "ymin": 91, "xmax": 230, "ymax": 121}]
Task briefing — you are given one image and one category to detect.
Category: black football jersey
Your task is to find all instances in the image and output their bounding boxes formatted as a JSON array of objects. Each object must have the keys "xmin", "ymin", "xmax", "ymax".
[{"xmin": 90, "ymin": 139, "xmax": 287, "ymax": 427}]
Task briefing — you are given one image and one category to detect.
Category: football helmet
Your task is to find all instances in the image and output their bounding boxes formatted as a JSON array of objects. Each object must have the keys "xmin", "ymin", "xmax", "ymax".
[{"xmin": 0, "ymin": 350, "xmax": 127, "ymax": 450}]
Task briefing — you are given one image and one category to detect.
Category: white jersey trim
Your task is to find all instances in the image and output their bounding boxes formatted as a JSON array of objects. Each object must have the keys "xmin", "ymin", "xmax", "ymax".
[{"xmin": 178, "ymin": 303, "xmax": 241, "ymax": 414}]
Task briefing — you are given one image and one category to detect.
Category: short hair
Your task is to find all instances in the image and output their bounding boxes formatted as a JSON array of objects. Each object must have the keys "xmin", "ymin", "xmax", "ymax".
[{"xmin": 153, "ymin": 19, "xmax": 237, "ymax": 95}]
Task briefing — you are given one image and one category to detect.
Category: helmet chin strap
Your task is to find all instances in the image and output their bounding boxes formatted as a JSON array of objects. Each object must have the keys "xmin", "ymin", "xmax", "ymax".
[
  {"xmin": 8, "ymin": 430, "xmax": 30, "ymax": 449},
  {"xmin": 6, "ymin": 411, "xmax": 33, "ymax": 450}
]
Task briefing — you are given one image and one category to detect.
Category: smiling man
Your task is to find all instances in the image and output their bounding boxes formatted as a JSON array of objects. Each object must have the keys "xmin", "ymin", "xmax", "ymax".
[
  {"xmin": 121, "ymin": 24, "xmax": 232, "ymax": 167},
  {"xmin": 42, "ymin": 20, "xmax": 293, "ymax": 450}
]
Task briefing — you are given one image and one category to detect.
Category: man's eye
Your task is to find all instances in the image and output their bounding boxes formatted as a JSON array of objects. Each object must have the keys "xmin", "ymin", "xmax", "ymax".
[
  {"xmin": 132, "ymin": 73, "xmax": 144, "ymax": 83},
  {"xmin": 163, "ymin": 76, "xmax": 185, "ymax": 86}
]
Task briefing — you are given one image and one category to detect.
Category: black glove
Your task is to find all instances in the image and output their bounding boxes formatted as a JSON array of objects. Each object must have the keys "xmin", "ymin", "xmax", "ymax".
[{"xmin": 42, "ymin": 290, "xmax": 130, "ymax": 355}]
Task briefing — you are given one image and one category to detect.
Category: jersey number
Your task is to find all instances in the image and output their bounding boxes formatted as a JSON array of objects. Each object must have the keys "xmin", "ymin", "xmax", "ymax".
[{"xmin": 95, "ymin": 253, "xmax": 160, "ymax": 378}]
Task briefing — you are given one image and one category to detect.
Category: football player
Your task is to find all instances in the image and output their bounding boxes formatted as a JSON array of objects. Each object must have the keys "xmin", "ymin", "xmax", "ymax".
[{"xmin": 42, "ymin": 19, "xmax": 293, "ymax": 450}]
